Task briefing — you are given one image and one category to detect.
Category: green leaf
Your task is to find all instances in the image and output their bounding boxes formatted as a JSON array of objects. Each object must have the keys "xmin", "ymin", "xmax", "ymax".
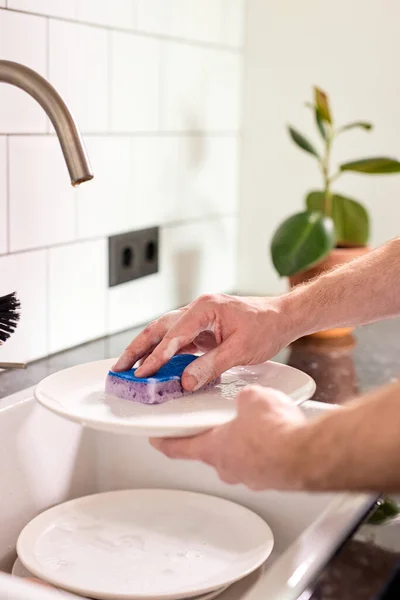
[
  {"xmin": 271, "ymin": 211, "xmax": 335, "ymax": 276},
  {"xmin": 340, "ymin": 157, "xmax": 400, "ymax": 174},
  {"xmin": 306, "ymin": 191, "xmax": 369, "ymax": 246},
  {"xmin": 367, "ymin": 497, "xmax": 400, "ymax": 525},
  {"xmin": 314, "ymin": 87, "xmax": 332, "ymax": 124},
  {"xmin": 316, "ymin": 108, "xmax": 328, "ymax": 140},
  {"xmin": 288, "ymin": 126, "xmax": 319, "ymax": 158},
  {"xmin": 304, "ymin": 102, "xmax": 328, "ymax": 140},
  {"xmin": 338, "ymin": 121, "xmax": 373, "ymax": 134}
]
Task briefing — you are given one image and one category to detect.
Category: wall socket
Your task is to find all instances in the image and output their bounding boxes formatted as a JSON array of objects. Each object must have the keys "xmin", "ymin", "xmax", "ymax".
[{"xmin": 108, "ymin": 227, "xmax": 159, "ymax": 288}]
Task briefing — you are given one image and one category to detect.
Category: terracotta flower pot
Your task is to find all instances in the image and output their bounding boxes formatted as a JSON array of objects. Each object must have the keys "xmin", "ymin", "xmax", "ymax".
[{"xmin": 289, "ymin": 246, "xmax": 370, "ymax": 339}]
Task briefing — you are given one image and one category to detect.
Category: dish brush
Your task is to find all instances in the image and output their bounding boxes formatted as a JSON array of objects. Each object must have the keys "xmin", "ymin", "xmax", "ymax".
[{"xmin": 0, "ymin": 292, "xmax": 25, "ymax": 369}]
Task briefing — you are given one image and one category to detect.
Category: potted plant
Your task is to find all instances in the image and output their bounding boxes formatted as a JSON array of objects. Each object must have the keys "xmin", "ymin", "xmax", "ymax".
[{"xmin": 270, "ymin": 87, "xmax": 400, "ymax": 338}]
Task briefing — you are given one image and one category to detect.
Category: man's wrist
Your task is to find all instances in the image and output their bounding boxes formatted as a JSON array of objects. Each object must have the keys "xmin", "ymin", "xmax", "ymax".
[{"xmin": 276, "ymin": 285, "xmax": 319, "ymax": 343}]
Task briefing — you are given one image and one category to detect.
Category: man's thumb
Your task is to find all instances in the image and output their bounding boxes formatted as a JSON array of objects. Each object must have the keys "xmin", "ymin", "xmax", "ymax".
[{"xmin": 181, "ymin": 342, "xmax": 235, "ymax": 391}]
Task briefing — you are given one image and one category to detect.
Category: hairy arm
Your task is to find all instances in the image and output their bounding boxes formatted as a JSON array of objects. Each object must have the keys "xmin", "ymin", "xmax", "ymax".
[
  {"xmin": 115, "ymin": 238, "xmax": 400, "ymax": 388},
  {"xmin": 153, "ymin": 382, "xmax": 400, "ymax": 493},
  {"xmin": 287, "ymin": 237, "xmax": 400, "ymax": 338},
  {"xmin": 297, "ymin": 381, "xmax": 400, "ymax": 492}
]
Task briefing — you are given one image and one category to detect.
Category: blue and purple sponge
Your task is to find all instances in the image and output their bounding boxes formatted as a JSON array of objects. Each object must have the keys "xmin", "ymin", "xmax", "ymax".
[{"xmin": 105, "ymin": 354, "xmax": 220, "ymax": 405}]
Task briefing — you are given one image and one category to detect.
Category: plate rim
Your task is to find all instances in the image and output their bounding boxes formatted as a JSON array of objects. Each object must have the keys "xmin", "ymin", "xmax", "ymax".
[
  {"xmin": 34, "ymin": 358, "xmax": 316, "ymax": 436},
  {"xmin": 17, "ymin": 489, "xmax": 274, "ymax": 600}
]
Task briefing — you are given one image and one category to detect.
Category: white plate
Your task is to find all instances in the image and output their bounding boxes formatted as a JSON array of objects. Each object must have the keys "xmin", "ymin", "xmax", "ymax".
[
  {"xmin": 34, "ymin": 358, "xmax": 315, "ymax": 438},
  {"xmin": 17, "ymin": 490, "xmax": 274, "ymax": 600},
  {"xmin": 11, "ymin": 559, "xmax": 229, "ymax": 600}
]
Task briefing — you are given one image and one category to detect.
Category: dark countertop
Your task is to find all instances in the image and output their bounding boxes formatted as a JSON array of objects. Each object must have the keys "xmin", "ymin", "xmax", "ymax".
[{"xmin": 1, "ymin": 318, "xmax": 400, "ymax": 599}]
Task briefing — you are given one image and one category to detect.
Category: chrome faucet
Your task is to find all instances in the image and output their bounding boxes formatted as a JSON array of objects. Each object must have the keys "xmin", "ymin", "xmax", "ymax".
[
  {"xmin": 0, "ymin": 60, "xmax": 93, "ymax": 186},
  {"xmin": 0, "ymin": 62, "xmax": 94, "ymax": 371}
]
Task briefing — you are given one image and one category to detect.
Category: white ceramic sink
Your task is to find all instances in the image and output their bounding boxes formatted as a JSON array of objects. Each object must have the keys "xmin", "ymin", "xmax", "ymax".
[{"xmin": 0, "ymin": 387, "xmax": 377, "ymax": 600}]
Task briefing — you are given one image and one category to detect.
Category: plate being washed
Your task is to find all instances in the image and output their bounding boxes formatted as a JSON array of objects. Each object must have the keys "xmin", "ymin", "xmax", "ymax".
[
  {"xmin": 17, "ymin": 490, "xmax": 274, "ymax": 600},
  {"xmin": 12, "ymin": 558, "xmax": 229, "ymax": 600},
  {"xmin": 34, "ymin": 358, "xmax": 315, "ymax": 438}
]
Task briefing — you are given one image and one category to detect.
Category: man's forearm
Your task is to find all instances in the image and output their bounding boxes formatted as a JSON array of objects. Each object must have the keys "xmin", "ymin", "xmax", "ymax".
[
  {"xmin": 282, "ymin": 237, "xmax": 400, "ymax": 338},
  {"xmin": 295, "ymin": 382, "xmax": 400, "ymax": 492}
]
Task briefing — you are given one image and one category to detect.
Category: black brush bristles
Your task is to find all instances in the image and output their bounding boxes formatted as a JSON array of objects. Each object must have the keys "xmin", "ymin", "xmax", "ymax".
[{"xmin": 0, "ymin": 292, "xmax": 21, "ymax": 343}]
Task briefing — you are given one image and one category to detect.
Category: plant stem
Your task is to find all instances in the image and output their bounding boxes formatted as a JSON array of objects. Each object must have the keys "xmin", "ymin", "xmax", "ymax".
[{"xmin": 321, "ymin": 130, "xmax": 333, "ymax": 216}]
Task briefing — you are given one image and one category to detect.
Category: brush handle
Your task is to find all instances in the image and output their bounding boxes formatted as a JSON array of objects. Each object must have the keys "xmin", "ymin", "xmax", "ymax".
[{"xmin": 0, "ymin": 362, "xmax": 27, "ymax": 370}]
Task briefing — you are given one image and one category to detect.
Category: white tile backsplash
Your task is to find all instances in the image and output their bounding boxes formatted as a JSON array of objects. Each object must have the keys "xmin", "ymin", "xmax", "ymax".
[
  {"xmin": 161, "ymin": 43, "xmax": 242, "ymax": 131},
  {"xmin": 111, "ymin": 32, "xmax": 160, "ymax": 132},
  {"xmin": 9, "ymin": 136, "xmax": 75, "ymax": 252},
  {"xmin": 49, "ymin": 20, "xmax": 108, "ymax": 133},
  {"xmin": 162, "ymin": 217, "xmax": 237, "ymax": 307},
  {"xmin": 76, "ymin": 136, "xmax": 134, "ymax": 239},
  {"xmin": 49, "ymin": 240, "xmax": 107, "ymax": 354},
  {"xmin": 136, "ymin": 0, "xmax": 187, "ymax": 39},
  {"xmin": 209, "ymin": 52, "xmax": 243, "ymax": 131},
  {"xmin": 0, "ymin": 138, "xmax": 7, "ymax": 255},
  {"xmin": 0, "ymin": 11, "xmax": 47, "ymax": 133},
  {"xmin": 0, "ymin": 1, "xmax": 245, "ymax": 359},
  {"xmin": 107, "ymin": 216, "xmax": 237, "ymax": 334},
  {"xmin": 137, "ymin": 0, "xmax": 223, "ymax": 44},
  {"xmin": 186, "ymin": 0, "xmax": 222, "ymax": 44},
  {"xmin": 133, "ymin": 136, "xmax": 239, "ymax": 227},
  {"xmin": 220, "ymin": 0, "xmax": 246, "ymax": 47},
  {"xmin": 161, "ymin": 43, "xmax": 210, "ymax": 131},
  {"xmin": 0, "ymin": 250, "xmax": 47, "ymax": 362},
  {"xmin": 107, "ymin": 272, "xmax": 169, "ymax": 335},
  {"xmin": 77, "ymin": 0, "xmax": 136, "ymax": 29},
  {"xmin": 7, "ymin": 0, "xmax": 77, "ymax": 19}
]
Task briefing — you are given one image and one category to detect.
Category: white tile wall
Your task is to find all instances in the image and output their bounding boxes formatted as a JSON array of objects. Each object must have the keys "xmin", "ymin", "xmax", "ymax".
[
  {"xmin": 220, "ymin": 0, "xmax": 246, "ymax": 47},
  {"xmin": 137, "ymin": 0, "xmax": 230, "ymax": 45},
  {"xmin": 162, "ymin": 217, "xmax": 237, "ymax": 307},
  {"xmin": 0, "ymin": 11, "xmax": 47, "ymax": 133},
  {"xmin": 137, "ymin": 0, "xmax": 178, "ymax": 37},
  {"xmin": 0, "ymin": 1, "xmax": 5, "ymax": 8},
  {"xmin": 0, "ymin": 250, "xmax": 47, "ymax": 362},
  {"xmin": 107, "ymin": 271, "xmax": 169, "ymax": 335},
  {"xmin": 77, "ymin": 0, "xmax": 137, "ymax": 29},
  {"xmin": 76, "ymin": 136, "xmax": 133, "ymax": 239},
  {"xmin": 8, "ymin": 137, "xmax": 75, "ymax": 252},
  {"xmin": 132, "ymin": 136, "xmax": 239, "ymax": 228},
  {"xmin": 49, "ymin": 20, "xmax": 108, "ymax": 133},
  {"xmin": 107, "ymin": 216, "xmax": 237, "ymax": 334},
  {"xmin": 0, "ymin": 1, "xmax": 245, "ymax": 361},
  {"xmin": 111, "ymin": 32, "xmax": 160, "ymax": 132},
  {"xmin": 161, "ymin": 42, "xmax": 242, "ymax": 131},
  {"xmin": 0, "ymin": 138, "xmax": 7, "ymax": 255},
  {"xmin": 48, "ymin": 240, "xmax": 107, "ymax": 354},
  {"xmin": 8, "ymin": 0, "xmax": 77, "ymax": 19}
]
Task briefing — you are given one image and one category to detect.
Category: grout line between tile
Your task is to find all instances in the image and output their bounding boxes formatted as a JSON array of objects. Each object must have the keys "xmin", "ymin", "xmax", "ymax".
[
  {"xmin": 157, "ymin": 40, "xmax": 165, "ymax": 131},
  {"xmin": 2, "ymin": 131, "xmax": 240, "ymax": 138},
  {"xmin": 107, "ymin": 30, "xmax": 113, "ymax": 131},
  {"xmin": 0, "ymin": 213, "xmax": 239, "ymax": 259},
  {"xmin": 0, "ymin": 7, "xmax": 243, "ymax": 55},
  {"xmin": 45, "ymin": 247, "xmax": 51, "ymax": 357},
  {"xmin": 5, "ymin": 136, "xmax": 10, "ymax": 253},
  {"xmin": 45, "ymin": 16, "xmax": 51, "ymax": 134}
]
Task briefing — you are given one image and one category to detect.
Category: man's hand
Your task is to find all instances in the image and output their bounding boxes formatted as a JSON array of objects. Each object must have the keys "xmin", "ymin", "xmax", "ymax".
[
  {"xmin": 151, "ymin": 386, "xmax": 307, "ymax": 491},
  {"xmin": 113, "ymin": 294, "xmax": 296, "ymax": 392}
]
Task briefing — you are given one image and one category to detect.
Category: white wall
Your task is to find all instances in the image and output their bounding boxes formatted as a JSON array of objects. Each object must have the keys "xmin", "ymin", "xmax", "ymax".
[
  {"xmin": 0, "ymin": 0, "xmax": 245, "ymax": 362},
  {"xmin": 239, "ymin": 0, "xmax": 400, "ymax": 295}
]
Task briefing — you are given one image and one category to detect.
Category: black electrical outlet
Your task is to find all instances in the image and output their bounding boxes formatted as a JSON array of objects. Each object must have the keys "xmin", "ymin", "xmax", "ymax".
[{"xmin": 108, "ymin": 227, "xmax": 159, "ymax": 287}]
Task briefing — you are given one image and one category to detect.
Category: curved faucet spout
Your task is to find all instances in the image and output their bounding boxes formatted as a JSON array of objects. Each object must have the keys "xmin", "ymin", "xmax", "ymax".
[{"xmin": 0, "ymin": 60, "xmax": 93, "ymax": 186}]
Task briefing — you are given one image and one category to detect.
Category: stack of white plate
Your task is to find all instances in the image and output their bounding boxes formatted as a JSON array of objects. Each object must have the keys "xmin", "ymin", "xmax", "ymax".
[{"xmin": 14, "ymin": 490, "xmax": 274, "ymax": 600}]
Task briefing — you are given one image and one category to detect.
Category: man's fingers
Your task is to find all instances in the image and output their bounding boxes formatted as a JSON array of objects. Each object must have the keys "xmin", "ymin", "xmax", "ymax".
[
  {"xmin": 150, "ymin": 431, "xmax": 214, "ymax": 462},
  {"xmin": 181, "ymin": 340, "xmax": 237, "ymax": 391},
  {"xmin": 135, "ymin": 308, "xmax": 213, "ymax": 378},
  {"xmin": 112, "ymin": 311, "xmax": 181, "ymax": 371},
  {"xmin": 237, "ymin": 386, "xmax": 292, "ymax": 411}
]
